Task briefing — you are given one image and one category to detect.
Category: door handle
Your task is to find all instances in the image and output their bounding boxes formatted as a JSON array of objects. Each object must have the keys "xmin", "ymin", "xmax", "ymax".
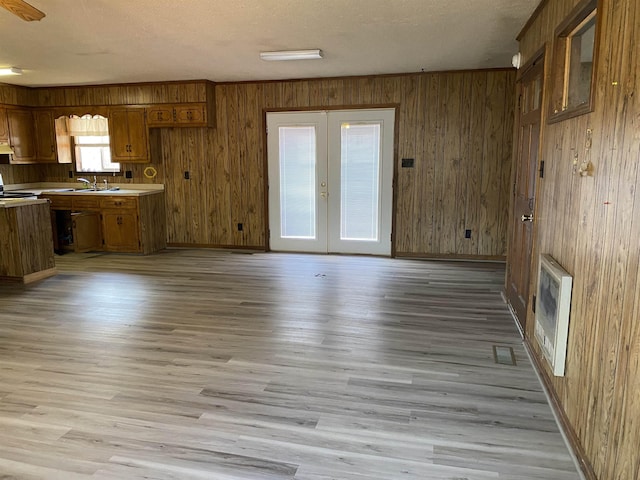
[{"xmin": 521, "ymin": 214, "xmax": 534, "ymax": 222}]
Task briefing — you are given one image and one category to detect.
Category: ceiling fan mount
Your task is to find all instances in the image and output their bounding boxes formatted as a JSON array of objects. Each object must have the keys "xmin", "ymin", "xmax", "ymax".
[{"xmin": 0, "ymin": 0, "xmax": 45, "ymax": 21}]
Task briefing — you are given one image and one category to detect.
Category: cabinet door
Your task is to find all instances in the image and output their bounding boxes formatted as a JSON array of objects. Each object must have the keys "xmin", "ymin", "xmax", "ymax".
[
  {"xmin": 0, "ymin": 107, "xmax": 9, "ymax": 143},
  {"xmin": 7, "ymin": 109, "xmax": 36, "ymax": 163},
  {"xmin": 109, "ymin": 109, "xmax": 149, "ymax": 163},
  {"xmin": 103, "ymin": 211, "xmax": 140, "ymax": 251},
  {"xmin": 175, "ymin": 104, "xmax": 207, "ymax": 126},
  {"xmin": 72, "ymin": 211, "xmax": 102, "ymax": 253},
  {"xmin": 33, "ymin": 110, "xmax": 57, "ymax": 163},
  {"xmin": 147, "ymin": 106, "xmax": 174, "ymax": 127},
  {"xmin": 126, "ymin": 109, "xmax": 149, "ymax": 162},
  {"xmin": 108, "ymin": 109, "xmax": 133, "ymax": 161}
]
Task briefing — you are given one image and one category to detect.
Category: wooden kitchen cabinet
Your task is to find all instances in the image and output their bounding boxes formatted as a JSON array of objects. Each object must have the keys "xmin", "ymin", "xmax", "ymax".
[
  {"xmin": 109, "ymin": 108, "xmax": 149, "ymax": 162},
  {"xmin": 146, "ymin": 105, "xmax": 174, "ymax": 126},
  {"xmin": 100, "ymin": 196, "xmax": 139, "ymax": 251},
  {"xmin": 41, "ymin": 192, "xmax": 166, "ymax": 254},
  {"xmin": 147, "ymin": 103, "xmax": 211, "ymax": 127},
  {"xmin": 0, "ymin": 107, "xmax": 9, "ymax": 142},
  {"xmin": 33, "ymin": 110, "xmax": 58, "ymax": 163},
  {"xmin": 102, "ymin": 211, "xmax": 139, "ymax": 251},
  {"xmin": 7, "ymin": 108, "xmax": 37, "ymax": 164},
  {"xmin": 71, "ymin": 211, "xmax": 102, "ymax": 252},
  {"xmin": 175, "ymin": 104, "xmax": 207, "ymax": 125}
]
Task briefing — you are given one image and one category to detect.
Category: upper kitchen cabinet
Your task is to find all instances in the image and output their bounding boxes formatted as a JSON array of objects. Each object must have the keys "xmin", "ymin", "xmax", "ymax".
[
  {"xmin": 0, "ymin": 107, "xmax": 9, "ymax": 142},
  {"xmin": 147, "ymin": 103, "xmax": 213, "ymax": 128},
  {"xmin": 6, "ymin": 108, "xmax": 37, "ymax": 164},
  {"xmin": 109, "ymin": 108, "xmax": 149, "ymax": 163},
  {"xmin": 33, "ymin": 110, "xmax": 58, "ymax": 163}
]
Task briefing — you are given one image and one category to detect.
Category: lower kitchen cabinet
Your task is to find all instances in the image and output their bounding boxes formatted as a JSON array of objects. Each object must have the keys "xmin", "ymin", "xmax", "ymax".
[
  {"xmin": 102, "ymin": 211, "xmax": 139, "ymax": 251},
  {"xmin": 42, "ymin": 192, "xmax": 166, "ymax": 254},
  {"xmin": 71, "ymin": 211, "xmax": 102, "ymax": 252}
]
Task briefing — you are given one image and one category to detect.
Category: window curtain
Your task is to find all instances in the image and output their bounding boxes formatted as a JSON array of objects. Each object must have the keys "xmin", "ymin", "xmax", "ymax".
[{"xmin": 64, "ymin": 114, "xmax": 109, "ymax": 136}]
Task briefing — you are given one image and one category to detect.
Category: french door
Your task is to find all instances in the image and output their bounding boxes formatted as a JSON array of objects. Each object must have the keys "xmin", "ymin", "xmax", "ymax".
[{"xmin": 267, "ymin": 108, "xmax": 395, "ymax": 255}]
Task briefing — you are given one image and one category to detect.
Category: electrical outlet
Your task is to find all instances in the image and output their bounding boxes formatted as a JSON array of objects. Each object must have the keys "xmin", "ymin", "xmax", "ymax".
[
  {"xmin": 237, "ymin": 223, "xmax": 243, "ymax": 231},
  {"xmin": 465, "ymin": 229, "xmax": 472, "ymax": 239},
  {"xmin": 125, "ymin": 171, "xmax": 133, "ymax": 179},
  {"xmin": 401, "ymin": 158, "xmax": 415, "ymax": 168},
  {"xmin": 68, "ymin": 170, "xmax": 73, "ymax": 178}
]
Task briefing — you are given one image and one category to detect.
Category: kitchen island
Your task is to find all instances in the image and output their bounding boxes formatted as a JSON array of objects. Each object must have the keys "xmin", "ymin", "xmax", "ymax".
[{"xmin": 0, "ymin": 199, "xmax": 56, "ymax": 283}]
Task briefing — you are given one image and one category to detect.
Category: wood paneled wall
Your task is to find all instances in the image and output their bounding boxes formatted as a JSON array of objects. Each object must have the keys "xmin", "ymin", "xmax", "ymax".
[
  {"xmin": 0, "ymin": 82, "xmax": 35, "ymax": 106},
  {"xmin": 517, "ymin": 1, "xmax": 640, "ymax": 478},
  {"xmin": 3, "ymin": 72, "xmax": 515, "ymax": 256}
]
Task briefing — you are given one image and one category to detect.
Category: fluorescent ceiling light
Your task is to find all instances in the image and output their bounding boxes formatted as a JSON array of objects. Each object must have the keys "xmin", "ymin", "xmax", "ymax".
[
  {"xmin": 0, "ymin": 67, "xmax": 22, "ymax": 76},
  {"xmin": 260, "ymin": 49, "xmax": 323, "ymax": 61}
]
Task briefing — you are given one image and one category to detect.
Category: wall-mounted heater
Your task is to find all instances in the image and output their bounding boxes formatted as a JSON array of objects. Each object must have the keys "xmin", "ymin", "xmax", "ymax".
[{"xmin": 534, "ymin": 254, "xmax": 573, "ymax": 376}]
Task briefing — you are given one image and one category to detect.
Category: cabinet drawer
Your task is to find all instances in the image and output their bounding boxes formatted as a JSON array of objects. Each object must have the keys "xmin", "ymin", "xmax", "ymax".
[
  {"xmin": 45, "ymin": 195, "xmax": 72, "ymax": 210},
  {"xmin": 72, "ymin": 197, "xmax": 101, "ymax": 210},
  {"xmin": 100, "ymin": 196, "xmax": 138, "ymax": 210}
]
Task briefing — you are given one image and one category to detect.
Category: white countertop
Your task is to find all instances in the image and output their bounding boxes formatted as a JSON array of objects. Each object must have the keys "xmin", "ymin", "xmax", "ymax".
[
  {"xmin": 0, "ymin": 198, "xmax": 49, "ymax": 208},
  {"xmin": 4, "ymin": 182, "xmax": 164, "ymax": 197}
]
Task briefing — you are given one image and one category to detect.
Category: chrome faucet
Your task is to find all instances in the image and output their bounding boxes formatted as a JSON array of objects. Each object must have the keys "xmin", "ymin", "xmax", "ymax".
[{"xmin": 77, "ymin": 176, "xmax": 97, "ymax": 189}]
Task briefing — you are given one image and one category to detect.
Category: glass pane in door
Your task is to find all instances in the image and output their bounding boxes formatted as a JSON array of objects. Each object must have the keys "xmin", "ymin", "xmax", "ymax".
[
  {"xmin": 340, "ymin": 123, "xmax": 381, "ymax": 241},
  {"xmin": 279, "ymin": 126, "xmax": 316, "ymax": 238}
]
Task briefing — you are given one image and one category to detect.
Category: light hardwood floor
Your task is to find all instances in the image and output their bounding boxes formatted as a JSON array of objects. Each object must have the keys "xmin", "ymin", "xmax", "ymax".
[{"xmin": 0, "ymin": 250, "xmax": 580, "ymax": 479}]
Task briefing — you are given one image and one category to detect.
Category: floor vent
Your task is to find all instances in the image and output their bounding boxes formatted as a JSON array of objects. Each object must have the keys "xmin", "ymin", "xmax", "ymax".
[{"xmin": 493, "ymin": 345, "xmax": 517, "ymax": 366}]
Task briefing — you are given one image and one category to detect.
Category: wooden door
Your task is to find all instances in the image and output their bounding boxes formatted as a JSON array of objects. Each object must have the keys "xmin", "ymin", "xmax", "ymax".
[
  {"xmin": 33, "ymin": 110, "xmax": 57, "ymax": 163},
  {"xmin": 506, "ymin": 56, "xmax": 544, "ymax": 330},
  {"xmin": 71, "ymin": 211, "xmax": 102, "ymax": 253},
  {"xmin": 103, "ymin": 212, "xmax": 140, "ymax": 251},
  {"xmin": 109, "ymin": 108, "xmax": 149, "ymax": 162},
  {"xmin": 0, "ymin": 107, "xmax": 9, "ymax": 142},
  {"xmin": 7, "ymin": 108, "xmax": 36, "ymax": 163},
  {"xmin": 147, "ymin": 106, "xmax": 174, "ymax": 126},
  {"xmin": 126, "ymin": 109, "xmax": 149, "ymax": 161},
  {"xmin": 109, "ymin": 109, "xmax": 132, "ymax": 161},
  {"xmin": 175, "ymin": 104, "xmax": 206, "ymax": 125}
]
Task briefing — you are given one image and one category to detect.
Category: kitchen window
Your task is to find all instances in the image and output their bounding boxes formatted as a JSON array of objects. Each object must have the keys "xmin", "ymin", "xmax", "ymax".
[
  {"xmin": 55, "ymin": 114, "xmax": 120, "ymax": 173},
  {"xmin": 74, "ymin": 135, "xmax": 119, "ymax": 173}
]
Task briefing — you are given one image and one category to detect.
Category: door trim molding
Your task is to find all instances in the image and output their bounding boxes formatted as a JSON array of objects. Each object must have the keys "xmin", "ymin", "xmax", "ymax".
[{"xmin": 263, "ymin": 105, "xmax": 400, "ymax": 255}]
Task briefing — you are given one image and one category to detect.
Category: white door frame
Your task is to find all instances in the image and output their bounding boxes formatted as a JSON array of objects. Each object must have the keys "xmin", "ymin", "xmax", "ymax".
[{"xmin": 266, "ymin": 108, "xmax": 396, "ymax": 256}]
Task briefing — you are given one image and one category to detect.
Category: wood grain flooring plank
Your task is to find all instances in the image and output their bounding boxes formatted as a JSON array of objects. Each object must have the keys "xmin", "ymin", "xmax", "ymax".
[{"xmin": 0, "ymin": 250, "xmax": 580, "ymax": 479}]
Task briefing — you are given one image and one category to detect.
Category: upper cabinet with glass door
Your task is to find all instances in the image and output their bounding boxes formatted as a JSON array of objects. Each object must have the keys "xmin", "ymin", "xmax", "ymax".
[{"xmin": 548, "ymin": 0, "xmax": 600, "ymax": 123}]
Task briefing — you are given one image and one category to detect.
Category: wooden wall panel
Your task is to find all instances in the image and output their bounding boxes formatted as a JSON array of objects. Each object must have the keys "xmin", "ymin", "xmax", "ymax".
[
  {"xmin": 36, "ymin": 81, "xmax": 208, "ymax": 107},
  {"xmin": 0, "ymin": 82, "xmax": 36, "ymax": 106},
  {"xmin": 516, "ymin": 0, "xmax": 640, "ymax": 478},
  {"xmin": 3, "ymin": 71, "xmax": 515, "ymax": 255}
]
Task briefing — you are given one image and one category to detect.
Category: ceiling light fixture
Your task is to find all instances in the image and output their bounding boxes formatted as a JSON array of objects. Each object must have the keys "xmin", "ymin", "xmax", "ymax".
[
  {"xmin": 0, "ymin": 67, "xmax": 23, "ymax": 76},
  {"xmin": 259, "ymin": 49, "xmax": 323, "ymax": 61}
]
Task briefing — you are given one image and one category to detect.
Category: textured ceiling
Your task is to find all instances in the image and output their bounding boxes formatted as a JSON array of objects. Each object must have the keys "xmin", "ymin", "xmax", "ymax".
[{"xmin": 0, "ymin": 0, "xmax": 538, "ymax": 87}]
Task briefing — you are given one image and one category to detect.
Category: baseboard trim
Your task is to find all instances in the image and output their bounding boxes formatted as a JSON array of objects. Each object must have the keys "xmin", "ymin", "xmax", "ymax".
[
  {"xmin": 167, "ymin": 243, "xmax": 266, "ymax": 251},
  {"xmin": 0, "ymin": 268, "xmax": 58, "ymax": 285},
  {"xmin": 395, "ymin": 252, "xmax": 506, "ymax": 262},
  {"xmin": 522, "ymin": 339, "xmax": 597, "ymax": 480}
]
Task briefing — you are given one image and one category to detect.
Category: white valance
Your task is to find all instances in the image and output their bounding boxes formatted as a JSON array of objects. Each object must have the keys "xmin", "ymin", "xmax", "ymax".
[{"xmin": 63, "ymin": 114, "xmax": 109, "ymax": 136}]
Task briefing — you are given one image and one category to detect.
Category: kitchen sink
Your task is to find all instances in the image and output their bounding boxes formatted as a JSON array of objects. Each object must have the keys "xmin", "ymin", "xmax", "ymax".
[{"xmin": 73, "ymin": 187, "xmax": 121, "ymax": 192}]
